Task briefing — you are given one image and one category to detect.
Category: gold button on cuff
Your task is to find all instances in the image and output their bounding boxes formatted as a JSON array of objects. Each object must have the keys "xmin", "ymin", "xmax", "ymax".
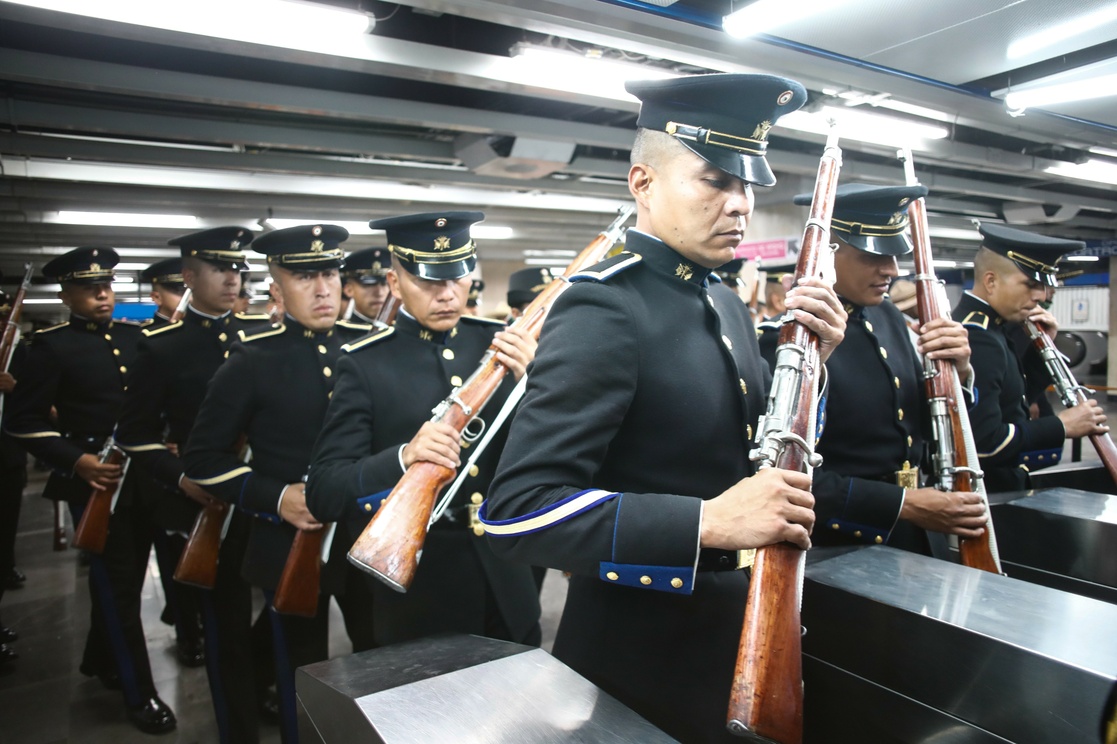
[
  {"xmin": 469, "ymin": 465, "xmax": 479, "ymax": 477},
  {"xmin": 364, "ymin": 503, "xmax": 373, "ymax": 512},
  {"xmin": 879, "ymin": 346, "xmax": 888, "ymax": 359},
  {"xmin": 318, "ymin": 344, "xmax": 327, "ymax": 354},
  {"xmin": 451, "ymin": 375, "xmax": 463, "ymax": 387},
  {"xmin": 606, "ymin": 572, "xmax": 619, "ymax": 581},
  {"xmin": 875, "ymin": 536, "xmax": 883, "ymax": 544},
  {"xmin": 897, "ymin": 408, "xmax": 904, "ymax": 421},
  {"xmin": 670, "ymin": 578, "xmax": 683, "ymax": 589},
  {"xmin": 893, "ymin": 376, "xmax": 900, "ymax": 388},
  {"xmin": 323, "ymin": 367, "xmax": 332, "ymax": 378},
  {"xmin": 219, "ymin": 333, "xmax": 228, "ymax": 342},
  {"xmin": 639, "ymin": 575, "xmax": 652, "ymax": 586},
  {"xmin": 721, "ymin": 335, "xmax": 733, "ymax": 350},
  {"xmin": 442, "ymin": 349, "xmax": 455, "ymax": 360}
]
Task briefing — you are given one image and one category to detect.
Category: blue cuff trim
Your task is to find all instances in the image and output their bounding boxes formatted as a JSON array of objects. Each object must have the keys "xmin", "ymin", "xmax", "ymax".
[
  {"xmin": 599, "ymin": 562, "xmax": 694, "ymax": 595},
  {"xmin": 1019, "ymin": 448, "xmax": 1062, "ymax": 467},
  {"xmin": 826, "ymin": 518, "xmax": 888, "ymax": 544},
  {"xmin": 480, "ymin": 488, "xmax": 619, "ymax": 537},
  {"xmin": 357, "ymin": 488, "xmax": 391, "ymax": 516}
]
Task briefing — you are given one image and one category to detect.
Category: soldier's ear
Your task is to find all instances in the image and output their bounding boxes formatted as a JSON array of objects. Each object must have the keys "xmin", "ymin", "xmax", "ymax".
[
  {"xmin": 628, "ymin": 163, "xmax": 655, "ymax": 208},
  {"xmin": 386, "ymin": 269, "xmax": 403, "ymax": 301}
]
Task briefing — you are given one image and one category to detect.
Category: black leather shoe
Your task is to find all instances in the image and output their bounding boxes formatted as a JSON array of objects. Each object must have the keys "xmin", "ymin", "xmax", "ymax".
[
  {"xmin": 0, "ymin": 626, "xmax": 16, "ymax": 644},
  {"xmin": 175, "ymin": 638, "xmax": 205, "ymax": 668},
  {"xmin": 127, "ymin": 696, "xmax": 177, "ymax": 735},
  {"xmin": 0, "ymin": 643, "xmax": 17, "ymax": 666},
  {"xmin": 3, "ymin": 568, "xmax": 25, "ymax": 589}
]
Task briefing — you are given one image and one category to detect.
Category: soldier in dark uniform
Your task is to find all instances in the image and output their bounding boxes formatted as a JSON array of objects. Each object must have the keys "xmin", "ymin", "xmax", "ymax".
[
  {"xmin": 770, "ymin": 183, "xmax": 986, "ymax": 552},
  {"xmin": 342, "ymin": 247, "xmax": 391, "ymax": 326},
  {"xmin": 482, "ymin": 74, "xmax": 846, "ymax": 743},
  {"xmin": 141, "ymin": 257, "xmax": 186, "ymax": 324},
  {"xmin": 4, "ymin": 247, "xmax": 175, "ymax": 733},
  {"xmin": 465, "ymin": 277, "xmax": 484, "ymax": 315},
  {"xmin": 184, "ymin": 224, "xmax": 374, "ymax": 744},
  {"xmin": 953, "ymin": 223, "xmax": 1107, "ymax": 492},
  {"xmin": 117, "ymin": 228, "xmax": 278, "ymax": 742},
  {"xmin": 306, "ymin": 211, "xmax": 541, "ymax": 649},
  {"xmin": 0, "ymin": 284, "xmax": 27, "ymax": 667},
  {"xmin": 506, "ymin": 267, "xmax": 550, "ymax": 318}
]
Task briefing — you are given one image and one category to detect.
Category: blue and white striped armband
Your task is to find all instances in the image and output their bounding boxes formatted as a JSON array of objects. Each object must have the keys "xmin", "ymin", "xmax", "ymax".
[{"xmin": 479, "ymin": 489, "xmax": 619, "ymax": 537}]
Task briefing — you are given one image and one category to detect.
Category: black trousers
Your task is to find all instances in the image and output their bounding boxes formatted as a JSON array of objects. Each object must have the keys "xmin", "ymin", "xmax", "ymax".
[{"xmin": 0, "ymin": 451, "xmax": 27, "ymax": 613}]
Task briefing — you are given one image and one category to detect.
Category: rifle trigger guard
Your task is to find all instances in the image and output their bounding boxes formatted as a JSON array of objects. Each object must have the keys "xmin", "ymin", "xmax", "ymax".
[{"xmin": 462, "ymin": 416, "xmax": 486, "ymax": 444}]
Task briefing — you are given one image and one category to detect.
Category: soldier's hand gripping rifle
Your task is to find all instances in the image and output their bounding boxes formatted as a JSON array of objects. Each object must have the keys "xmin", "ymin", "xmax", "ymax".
[
  {"xmin": 1024, "ymin": 319, "xmax": 1117, "ymax": 486},
  {"xmin": 173, "ymin": 435, "xmax": 245, "ymax": 589},
  {"xmin": 347, "ymin": 206, "xmax": 635, "ymax": 591},
  {"xmin": 726, "ymin": 127, "xmax": 841, "ymax": 744},
  {"xmin": 71, "ymin": 439, "xmax": 130, "ymax": 554},
  {"xmin": 900, "ymin": 149, "xmax": 1002, "ymax": 575}
]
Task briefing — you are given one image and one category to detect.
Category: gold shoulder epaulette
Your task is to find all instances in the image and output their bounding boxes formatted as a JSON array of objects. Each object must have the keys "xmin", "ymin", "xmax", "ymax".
[
  {"xmin": 342, "ymin": 327, "xmax": 393, "ymax": 353},
  {"xmin": 238, "ymin": 323, "xmax": 286, "ymax": 344},
  {"xmin": 337, "ymin": 319, "xmax": 373, "ymax": 331},
  {"xmin": 36, "ymin": 322, "xmax": 68, "ymax": 335},
  {"xmin": 142, "ymin": 321, "xmax": 184, "ymax": 338},
  {"xmin": 961, "ymin": 311, "xmax": 990, "ymax": 331},
  {"xmin": 461, "ymin": 315, "xmax": 504, "ymax": 327},
  {"xmin": 235, "ymin": 312, "xmax": 271, "ymax": 321}
]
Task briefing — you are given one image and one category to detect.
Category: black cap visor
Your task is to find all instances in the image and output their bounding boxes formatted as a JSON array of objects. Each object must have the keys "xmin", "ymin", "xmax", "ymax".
[
  {"xmin": 835, "ymin": 230, "xmax": 913, "ymax": 257},
  {"xmin": 398, "ymin": 255, "xmax": 476, "ymax": 282},
  {"xmin": 678, "ymin": 139, "xmax": 776, "ymax": 188}
]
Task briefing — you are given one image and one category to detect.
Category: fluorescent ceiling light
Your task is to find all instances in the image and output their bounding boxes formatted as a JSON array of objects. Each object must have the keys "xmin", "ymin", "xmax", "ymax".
[
  {"xmin": 1045, "ymin": 159, "xmax": 1117, "ymax": 186},
  {"xmin": 37, "ymin": 132, "xmax": 239, "ymax": 153},
  {"xmin": 932, "ymin": 260, "xmax": 957, "ymax": 268},
  {"xmin": 471, "ymin": 226, "xmax": 514, "ymax": 240},
  {"xmin": 24, "ymin": 298, "xmax": 64, "ymax": 304},
  {"xmin": 1007, "ymin": 5, "xmax": 1117, "ymax": 59},
  {"xmin": 5, "ymin": 0, "xmax": 371, "ymax": 40},
  {"xmin": 1065, "ymin": 255, "xmax": 1101, "ymax": 262},
  {"xmin": 50, "ymin": 211, "xmax": 199, "ymax": 229},
  {"xmin": 510, "ymin": 45, "xmax": 676, "ymax": 102},
  {"xmin": 2, "ymin": 157, "xmax": 627, "ymax": 215},
  {"xmin": 1089, "ymin": 146, "xmax": 1117, "ymax": 158},
  {"xmin": 928, "ymin": 227, "xmax": 982, "ymax": 241},
  {"xmin": 523, "ymin": 258, "xmax": 570, "ymax": 268},
  {"xmin": 1004, "ymin": 73, "xmax": 1117, "ymax": 111},
  {"xmin": 778, "ymin": 106, "xmax": 949, "ymax": 149},
  {"xmin": 265, "ymin": 219, "xmax": 511, "ymax": 241},
  {"xmin": 724, "ymin": 0, "xmax": 857, "ymax": 38}
]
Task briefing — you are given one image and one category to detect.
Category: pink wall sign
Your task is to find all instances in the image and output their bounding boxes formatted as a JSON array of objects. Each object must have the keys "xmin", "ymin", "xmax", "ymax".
[{"xmin": 736, "ymin": 238, "xmax": 788, "ymax": 261}]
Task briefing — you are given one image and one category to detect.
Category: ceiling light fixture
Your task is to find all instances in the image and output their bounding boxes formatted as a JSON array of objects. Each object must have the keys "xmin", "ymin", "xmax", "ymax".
[
  {"xmin": 927, "ymin": 227, "xmax": 983, "ymax": 242},
  {"xmin": 510, "ymin": 45, "xmax": 676, "ymax": 102},
  {"xmin": 50, "ymin": 211, "xmax": 199, "ymax": 229},
  {"xmin": 1006, "ymin": 4, "xmax": 1117, "ymax": 60},
  {"xmin": 778, "ymin": 106, "xmax": 949, "ymax": 149},
  {"xmin": 1064, "ymin": 255, "xmax": 1101, "ymax": 262},
  {"xmin": 1003, "ymin": 73, "xmax": 1117, "ymax": 112},
  {"xmin": 1045, "ymin": 159, "xmax": 1117, "ymax": 186},
  {"xmin": 723, "ymin": 0, "xmax": 857, "ymax": 38}
]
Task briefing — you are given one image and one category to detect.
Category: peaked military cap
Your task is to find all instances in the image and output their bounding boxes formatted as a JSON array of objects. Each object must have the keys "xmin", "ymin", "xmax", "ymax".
[
  {"xmin": 371, "ymin": 211, "xmax": 483, "ymax": 281},
  {"xmin": 507, "ymin": 267, "xmax": 552, "ymax": 308},
  {"xmin": 626, "ymin": 73, "xmax": 807, "ymax": 188},
  {"xmin": 140, "ymin": 257, "xmax": 184, "ymax": 288},
  {"xmin": 794, "ymin": 183, "xmax": 928, "ymax": 256},
  {"xmin": 253, "ymin": 224, "xmax": 347, "ymax": 271},
  {"xmin": 713, "ymin": 258, "xmax": 744, "ymax": 284},
  {"xmin": 467, "ymin": 278, "xmax": 485, "ymax": 308},
  {"xmin": 978, "ymin": 222, "xmax": 1084, "ymax": 287},
  {"xmin": 169, "ymin": 226, "xmax": 252, "ymax": 270},
  {"xmin": 42, "ymin": 247, "xmax": 118, "ymax": 285},
  {"xmin": 343, "ymin": 247, "xmax": 390, "ymax": 285}
]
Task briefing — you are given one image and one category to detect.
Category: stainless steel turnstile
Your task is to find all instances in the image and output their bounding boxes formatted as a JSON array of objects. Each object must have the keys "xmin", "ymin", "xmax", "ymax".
[
  {"xmin": 295, "ymin": 634, "xmax": 676, "ymax": 743},
  {"xmin": 991, "ymin": 487, "xmax": 1117, "ymax": 604},
  {"xmin": 803, "ymin": 546, "xmax": 1117, "ymax": 744}
]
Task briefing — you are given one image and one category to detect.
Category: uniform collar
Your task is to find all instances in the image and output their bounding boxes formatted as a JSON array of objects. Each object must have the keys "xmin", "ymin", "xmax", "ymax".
[
  {"xmin": 352, "ymin": 309, "xmax": 377, "ymax": 326},
  {"xmin": 185, "ymin": 306, "xmax": 233, "ymax": 330},
  {"xmin": 963, "ymin": 291, "xmax": 1006, "ymax": 326},
  {"xmin": 393, "ymin": 309, "xmax": 459, "ymax": 344},
  {"xmin": 69, "ymin": 314, "xmax": 113, "ymax": 333},
  {"xmin": 624, "ymin": 230, "xmax": 713, "ymax": 287},
  {"xmin": 282, "ymin": 314, "xmax": 335, "ymax": 343},
  {"xmin": 840, "ymin": 298, "xmax": 865, "ymax": 321}
]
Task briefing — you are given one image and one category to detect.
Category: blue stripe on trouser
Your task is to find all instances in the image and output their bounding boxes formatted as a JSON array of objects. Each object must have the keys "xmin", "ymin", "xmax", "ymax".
[
  {"xmin": 87, "ymin": 554, "xmax": 142, "ymax": 708},
  {"xmin": 264, "ymin": 591, "xmax": 299, "ymax": 744},
  {"xmin": 201, "ymin": 595, "xmax": 234, "ymax": 743}
]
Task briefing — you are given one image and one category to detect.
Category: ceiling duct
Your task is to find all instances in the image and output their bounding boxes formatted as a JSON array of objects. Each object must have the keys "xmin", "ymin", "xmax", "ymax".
[{"xmin": 454, "ymin": 134, "xmax": 576, "ymax": 180}]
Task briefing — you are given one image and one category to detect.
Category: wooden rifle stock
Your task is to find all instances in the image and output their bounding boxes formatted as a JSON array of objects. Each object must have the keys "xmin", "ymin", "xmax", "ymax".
[
  {"xmin": 727, "ymin": 130, "xmax": 841, "ymax": 743},
  {"xmin": 0, "ymin": 264, "xmax": 33, "ymax": 425},
  {"xmin": 348, "ymin": 206, "xmax": 635, "ymax": 591},
  {"xmin": 901, "ymin": 150, "xmax": 1001, "ymax": 575},
  {"xmin": 72, "ymin": 443, "xmax": 127, "ymax": 554},
  {"xmin": 52, "ymin": 500, "xmax": 68, "ymax": 551},
  {"xmin": 1024, "ymin": 320, "xmax": 1117, "ymax": 486},
  {"xmin": 174, "ymin": 499, "xmax": 229, "ymax": 588},
  {"xmin": 376, "ymin": 294, "xmax": 400, "ymax": 327},
  {"xmin": 272, "ymin": 526, "xmax": 326, "ymax": 617},
  {"xmin": 174, "ymin": 433, "xmax": 246, "ymax": 589}
]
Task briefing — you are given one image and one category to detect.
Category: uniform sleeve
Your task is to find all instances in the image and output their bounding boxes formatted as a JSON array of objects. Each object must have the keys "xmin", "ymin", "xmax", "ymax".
[
  {"xmin": 305, "ymin": 352, "xmax": 405, "ymax": 523},
  {"xmin": 182, "ymin": 345, "xmax": 283, "ymax": 522},
  {"xmin": 483, "ymin": 283, "xmax": 704, "ymax": 595},
  {"xmin": 811, "ymin": 469, "xmax": 902, "ymax": 544},
  {"xmin": 114, "ymin": 340, "xmax": 183, "ymax": 489},
  {"xmin": 3, "ymin": 338, "xmax": 85, "ymax": 471},
  {"xmin": 968, "ymin": 329, "xmax": 1064, "ymax": 467}
]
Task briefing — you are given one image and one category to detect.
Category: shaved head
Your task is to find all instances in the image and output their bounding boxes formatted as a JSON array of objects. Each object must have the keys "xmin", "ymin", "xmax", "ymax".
[
  {"xmin": 973, "ymin": 246, "xmax": 1017, "ymax": 281},
  {"xmin": 630, "ymin": 128, "xmax": 686, "ymax": 170}
]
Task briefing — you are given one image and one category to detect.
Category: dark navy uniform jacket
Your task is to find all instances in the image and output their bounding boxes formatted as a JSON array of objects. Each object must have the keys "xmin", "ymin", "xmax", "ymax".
[
  {"xmin": 761, "ymin": 299, "xmax": 925, "ymax": 548},
  {"xmin": 305, "ymin": 311, "xmax": 540, "ymax": 647},
  {"xmin": 182, "ymin": 317, "xmax": 369, "ymax": 592},
  {"xmin": 953, "ymin": 292, "xmax": 1064, "ymax": 492},
  {"xmin": 484, "ymin": 230, "xmax": 771, "ymax": 743},
  {"xmin": 114, "ymin": 309, "xmax": 271, "ymax": 532},
  {"xmin": 5, "ymin": 316, "xmax": 141, "ymax": 504}
]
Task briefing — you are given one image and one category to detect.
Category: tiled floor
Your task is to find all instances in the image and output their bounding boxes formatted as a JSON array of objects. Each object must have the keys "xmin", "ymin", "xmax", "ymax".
[{"xmin": 0, "ymin": 472, "xmax": 570, "ymax": 744}]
